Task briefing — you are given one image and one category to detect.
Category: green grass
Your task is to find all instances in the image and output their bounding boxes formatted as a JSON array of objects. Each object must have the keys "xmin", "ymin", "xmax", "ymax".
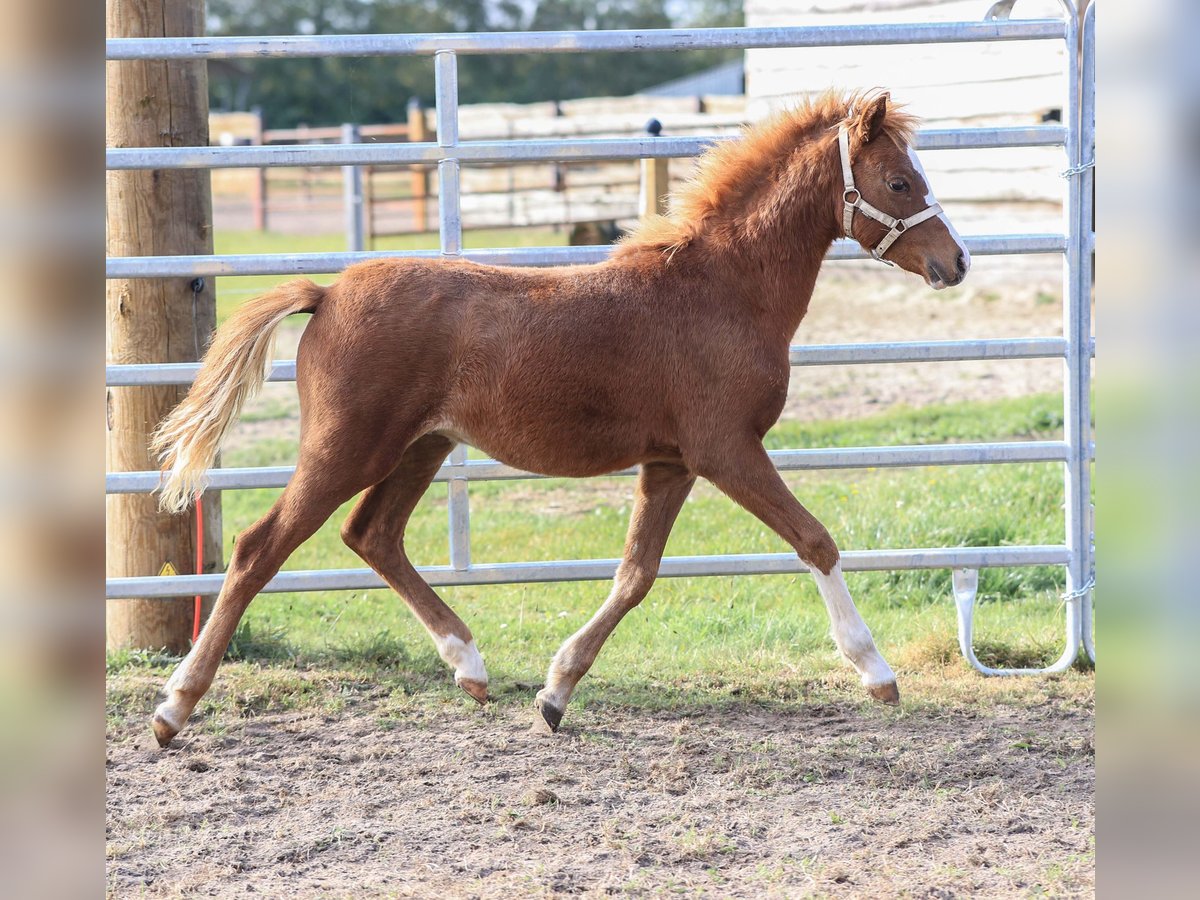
[
  {"xmin": 765, "ymin": 392, "xmax": 1065, "ymax": 450},
  {"xmin": 214, "ymin": 226, "xmax": 567, "ymax": 321},
  {"xmin": 107, "ymin": 392, "xmax": 1091, "ymax": 714}
]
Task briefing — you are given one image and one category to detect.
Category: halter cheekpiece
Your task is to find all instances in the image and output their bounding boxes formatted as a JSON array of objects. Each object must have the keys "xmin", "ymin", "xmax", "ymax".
[{"xmin": 838, "ymin": 122, "xmax": 943, "ymax": 266}]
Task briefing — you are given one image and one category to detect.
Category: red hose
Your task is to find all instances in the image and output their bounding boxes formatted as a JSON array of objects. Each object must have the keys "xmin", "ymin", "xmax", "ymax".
[{"xmin": 193, "ymin": 496, "xmax": 204, "ymax": 644}]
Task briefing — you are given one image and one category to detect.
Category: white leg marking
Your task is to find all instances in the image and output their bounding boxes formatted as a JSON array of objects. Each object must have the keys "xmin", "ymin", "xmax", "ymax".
[
  {"xmin": 154, "ymin": 651, "xmax": 197, "ymax": 734},
  {"xmin": 163, "ymin": 648, "xmax": 193, "ymax": 694},
  {"xmin": 537, "ymin": 628, "xmax": 587, "ymax": 712},
  {"xmin": 154, "ymin": 700, "xmax": 186, "ymax": 734},
  {"xmin": 810, "ymin": 562, "xmax": 896, "ymax": 688},
  {"xmin": 435, "ymin": 634, "xmax": 488, "ymax": 684}
]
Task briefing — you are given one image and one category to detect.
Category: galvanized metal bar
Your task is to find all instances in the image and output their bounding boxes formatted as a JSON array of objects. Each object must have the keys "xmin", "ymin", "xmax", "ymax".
[
  {"xmin": 106, "ymin": 337, "xmax": 1076, "ymax": 386},
  {"xmin": 788, "ymin": 337, "xmax": 1071, "ymax": 366},
  {"xmin": 435, "ymin": 52, "xmax": 463, "ymax": 255},
  {"xmin": 106, "ymin": 247, "xmax": 592, "ymax": 279},
  {"xmin": 106, "ymin": 441, "xmax": 1074, "ymax": 495},
  {"xmin": 437, "ymin": 161, "xmax": 463, "ymax": 253},
  {"xmin": 1060, "ymin": 10, "xmax": 1088, "ymax": 669},
  {"xmin": 107, "ymin": 360, "xmax": 299, "ymax": 386},
  {"xmin": 767, "ymin": 442, "xmax": 1071, "ymax": 470},
  {"xmin": 105, "ymin": 544, "xmax": 1073, "ymax": 599},
  {"xmin": 435, "ymin": 50, "xmax": 471, "ymax": 572},
  {"xmin": 105, "ymin": 233, "xmax": 1067, "ymax": 280},
  {"xmin": 915, "ymin": 125, "xmax": 1066, "ymax": 150},
  {"xmin": 952, "ymin": 567, "xmax": 1081, "ymax": 676},
  {"xmin": 440, "ymin": 442, "xmax": 1072, "ymax": 485},
  {"xmin": 105, "ymin": 125, "xmax": 1065, "ymax": 171},
  {"xmin": 105, "ymin": 20, "xmax": 1068, "ymax": 61},
  {"xmin": 447, "ymin": 443, "xmax": 471, "ymax": 571},
  {"xmin": 341, "ymin": 123, "xmax": 364, "ymax": 252},
  {"xmin": 105, "ymin": 136, "xmax": 703, "ymax": 170},
  {"xmin": 107, "ymin": 466, "xmax": 291, "ymax": 494},
  {"xmin": 435, "ymin": 52, "xmax": 460, "ymax": 150},
  {"xmin": 1078, "ymin": 0, "xmax": 1096, "ymax": 665}
]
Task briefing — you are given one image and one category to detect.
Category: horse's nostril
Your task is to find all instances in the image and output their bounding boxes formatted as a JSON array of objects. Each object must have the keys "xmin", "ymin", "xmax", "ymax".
[{"xmin": 956, "ymin": 252, "xmax": 968, "ymax": 276}]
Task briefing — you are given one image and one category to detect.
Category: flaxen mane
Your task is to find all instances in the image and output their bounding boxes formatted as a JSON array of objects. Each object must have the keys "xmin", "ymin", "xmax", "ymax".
[{"xmin": 615, "ymin": 90, "xmax": 919, "ymax": 258}]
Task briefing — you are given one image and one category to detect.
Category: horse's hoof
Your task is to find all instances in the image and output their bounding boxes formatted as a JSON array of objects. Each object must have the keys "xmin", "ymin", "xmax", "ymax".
[
  {"xmin": 457, "ymin": 677, "xmax": 489, "ymax": 705},
  {"xmin": 867, "ymin": 681, "xmax": 901, "ymax": 705},
  {"xmin": 532, "ymin": 697, "xmax": 563, "ymax": 735},
  {"xmin": 151, "ymin": 712, "xmax": 179, "ymax": 748}
]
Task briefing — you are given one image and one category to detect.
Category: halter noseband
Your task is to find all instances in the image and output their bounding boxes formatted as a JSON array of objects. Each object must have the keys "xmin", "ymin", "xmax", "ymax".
[{"xmin": 838, "ymin": 123, "xmax": 943, "ymax": 266}]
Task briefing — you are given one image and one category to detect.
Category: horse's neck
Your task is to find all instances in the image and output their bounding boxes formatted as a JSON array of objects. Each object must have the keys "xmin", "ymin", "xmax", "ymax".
[
  {"xmin": 720, "ymin": 204, "xmax": 839, "ymax": 338},
  {"xmin": 710, "ymin": 142, "xmax": 841, "ymax": 337},
  {"xmin": 765, "ymin": 251, "xmax": 828, "ymax": 335}
]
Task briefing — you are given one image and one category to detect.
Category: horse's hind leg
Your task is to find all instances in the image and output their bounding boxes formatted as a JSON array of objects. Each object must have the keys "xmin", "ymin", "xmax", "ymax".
[
  {"xmin": 534, "ymin": 462, "xmax": 695, "ymax": 733},
  {"xmin": 698, "ymin": 440, "xmax": 898, "ymax": 704},
  {"xmin": 152, "ymin": 455, "xmax": 391, "ymax": 746},
  {"xmin": 340, "ymin": 434, "xmax": 488, "ymax": 703}
]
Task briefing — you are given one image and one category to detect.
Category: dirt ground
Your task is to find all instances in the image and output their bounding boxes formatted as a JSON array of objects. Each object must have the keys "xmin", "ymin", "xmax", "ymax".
[{"xmin": 107, "ymin": 675, "xmax": 1093, "ymax": 898}]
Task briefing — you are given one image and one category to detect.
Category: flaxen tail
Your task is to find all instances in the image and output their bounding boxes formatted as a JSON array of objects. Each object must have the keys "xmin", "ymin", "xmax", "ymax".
[{"xmin": 151, "ymin": 279, "xmax": 326, "ymax": 514}]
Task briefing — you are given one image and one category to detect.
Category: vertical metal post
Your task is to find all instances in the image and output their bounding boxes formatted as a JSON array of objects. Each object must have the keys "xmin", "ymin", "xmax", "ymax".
[
  {"xmin": 1078, "ymin": 0, "xmax": 1096, "ymax": 663},
  {"xmin": 1059, "ymin": 6, "xmax": 1086, "ymax": 668},
  {"xmin": 448, "ymin": 444, "xmax": 471, "ymax": 571},
  {"xmin": 435, "ymin": 52, "xmax": 462, "ymax": 254},
  {"xmin": 341, "ymin": 123, "xmax": 364, "ymax": 252},
  {"xmin": 435, "ymin": 50, "xmax": 470, "ymax": 571}
]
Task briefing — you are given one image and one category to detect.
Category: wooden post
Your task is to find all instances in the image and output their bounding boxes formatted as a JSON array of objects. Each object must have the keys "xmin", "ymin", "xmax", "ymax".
[
  {"xmin": 106, "ymin": 0, "xmax": 222, "ymax": 653},
  {"xmin": 250, "ymin": 108, "xmax": 267, "ymax": 231},
  {"xmin": 363, "ymin": 165, "xmax": 375, "ymax": 249},
  {"xmin": 407, "ymin": 97, "xmax": 430, "ymax": 232},
  {"xmin": 639, "ymin": 118, "xmax": 670, "ymax": 218}
]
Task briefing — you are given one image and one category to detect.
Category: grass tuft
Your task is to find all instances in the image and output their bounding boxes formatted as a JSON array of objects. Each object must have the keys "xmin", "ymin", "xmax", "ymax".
[{"xmin": 225, "ymin": 619, "xmax": 293, "ymax": 663}]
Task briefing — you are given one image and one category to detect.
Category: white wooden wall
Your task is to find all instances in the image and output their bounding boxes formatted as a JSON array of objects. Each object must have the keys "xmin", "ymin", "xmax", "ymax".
[{"xmin": 744, "ymin": 0, "xmax": 1071, "ymax": 232}]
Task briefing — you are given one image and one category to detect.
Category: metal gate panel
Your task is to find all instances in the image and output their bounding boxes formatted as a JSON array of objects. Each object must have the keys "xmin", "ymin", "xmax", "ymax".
[{"xmin": 105, "ymin": 2, "xmax": 1097, "ymax": 673}]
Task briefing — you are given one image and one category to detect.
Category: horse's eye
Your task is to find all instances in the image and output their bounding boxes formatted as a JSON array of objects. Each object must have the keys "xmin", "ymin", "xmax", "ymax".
[{"xmin": 888, "ymin": 179, "xmax": 909, "ymax": 193}]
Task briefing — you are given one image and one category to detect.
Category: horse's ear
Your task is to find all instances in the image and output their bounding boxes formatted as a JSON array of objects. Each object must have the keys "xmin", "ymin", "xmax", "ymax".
[{"xmin": 852, "ymin": 93, "xmax": 891, "ymax": 145}]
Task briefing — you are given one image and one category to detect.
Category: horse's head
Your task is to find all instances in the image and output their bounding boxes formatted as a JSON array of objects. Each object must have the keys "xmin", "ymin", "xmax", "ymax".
[{"xmin": 838, "ymin": 94, "xmax": 970, "ymax": 289}]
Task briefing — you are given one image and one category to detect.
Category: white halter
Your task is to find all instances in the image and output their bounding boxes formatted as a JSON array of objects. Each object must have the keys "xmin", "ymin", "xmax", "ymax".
[{"xmin": 839, "ymin": 122, "xmax": 943, "ymax": 266}]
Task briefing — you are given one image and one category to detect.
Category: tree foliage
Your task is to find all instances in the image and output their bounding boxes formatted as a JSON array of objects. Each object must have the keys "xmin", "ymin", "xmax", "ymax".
[{"xmin": 207, "ymin": 0, "xmax": 742, "ymax": 128}]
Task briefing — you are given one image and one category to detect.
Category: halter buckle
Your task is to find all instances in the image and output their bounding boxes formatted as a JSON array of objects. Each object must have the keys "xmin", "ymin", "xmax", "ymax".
[{"xmin": 838, "ymin": 120, "xmax": 940, "ymax": 269}]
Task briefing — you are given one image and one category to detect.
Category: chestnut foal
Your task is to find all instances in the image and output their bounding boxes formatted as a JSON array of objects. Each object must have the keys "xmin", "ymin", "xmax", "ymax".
[{"xmin": 150, "ymin": 92, "xmax": 969, "ymax": 744}]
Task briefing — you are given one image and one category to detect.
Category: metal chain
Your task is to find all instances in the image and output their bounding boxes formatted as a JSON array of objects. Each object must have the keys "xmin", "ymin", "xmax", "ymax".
[
  {"xmin": 1061, "ymin": 159, "xmax": 1096, "ymax": 179},
  {"xmin": 1060, "ymin": 577, "xmax": 1095, "ymax": 603}
]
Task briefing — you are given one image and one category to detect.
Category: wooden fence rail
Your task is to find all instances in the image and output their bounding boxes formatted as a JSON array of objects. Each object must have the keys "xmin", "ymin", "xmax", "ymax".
[
  {"xmin": 211, "ymin": 99, "xmax": 747, "ymax": 243},
  {"xmin": 209, "ymin": 83, "xmax": 1064, "ymax": 244}
]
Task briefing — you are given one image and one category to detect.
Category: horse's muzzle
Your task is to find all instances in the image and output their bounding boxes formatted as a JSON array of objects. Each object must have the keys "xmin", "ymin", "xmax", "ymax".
[{"xmin": 927, "ymin": 252, "xmax": 968, "ymax": 289}]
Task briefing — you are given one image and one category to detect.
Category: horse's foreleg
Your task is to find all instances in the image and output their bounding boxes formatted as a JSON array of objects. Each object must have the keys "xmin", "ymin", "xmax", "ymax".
[
  {"xmin": 701, "ymin": 442, "xmax": 898, "ymax": 704},
  {"xmin": 153, "ymin": 462, "xmax": 373, "ymax": 746},
  {"xmin": 535, "ymin": 462, "xmax": 694, "ymax": 732},
  {"xmin": 341, "ymin": 434, "xmax": 488, "ymax": 703}
]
